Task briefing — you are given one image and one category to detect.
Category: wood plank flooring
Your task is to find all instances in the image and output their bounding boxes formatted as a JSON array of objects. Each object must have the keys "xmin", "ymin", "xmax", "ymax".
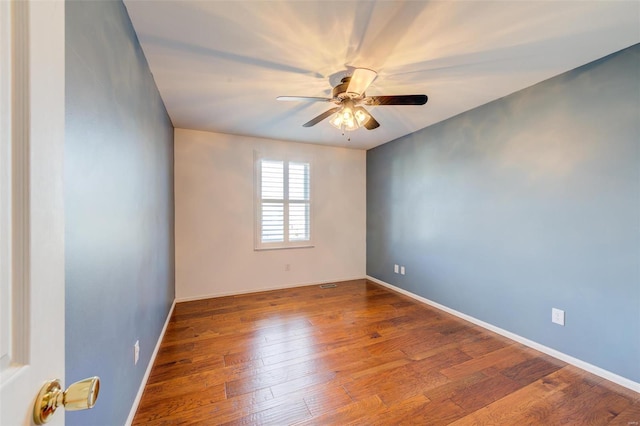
[{"xmin": 133, "ymin": 279, "xmax": 640, "ymax": 425}]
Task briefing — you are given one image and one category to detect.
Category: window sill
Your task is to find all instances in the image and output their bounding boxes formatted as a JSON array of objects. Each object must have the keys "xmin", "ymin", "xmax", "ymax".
[{"xmin": 254, "ymin": 244, "xmax": 315, "ymax": 251}]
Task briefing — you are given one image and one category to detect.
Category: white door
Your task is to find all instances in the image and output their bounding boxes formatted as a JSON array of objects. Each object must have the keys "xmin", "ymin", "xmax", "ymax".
[{"xmin": 0, "ymin": 1, "xmax": 66, "ymax": 425}]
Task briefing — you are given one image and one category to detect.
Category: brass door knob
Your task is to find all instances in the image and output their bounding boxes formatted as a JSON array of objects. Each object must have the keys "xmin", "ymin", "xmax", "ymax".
[{"xmin": 33, "ymin": 376, "xmax": 100, "ymax": 424}]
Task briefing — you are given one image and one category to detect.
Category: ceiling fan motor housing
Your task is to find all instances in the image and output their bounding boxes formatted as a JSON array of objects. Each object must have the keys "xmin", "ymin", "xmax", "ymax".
[{"xmin": 333, "ymin": 76, "xmax": 361, "ymax": 100}]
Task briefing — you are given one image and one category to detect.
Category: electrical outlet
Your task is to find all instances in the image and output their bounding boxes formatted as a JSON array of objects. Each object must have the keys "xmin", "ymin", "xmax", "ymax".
[
  {"xmin": 285, "ymin": 264, "xmax": 290, "ymax": 272},
  {"xmin": 394, "ymin": 264, "xmax": 399, "ymax": 273},
  {"xmin": 134, "ymin": 340, "xmax": 140, "ymax": 365},
  {"xmin": 552, "ymin": 308, "xmax": 565, "ymax": 326},
  {"xmin": 400, "ymin": 266, "xmax": 405, "ymax": 275}
]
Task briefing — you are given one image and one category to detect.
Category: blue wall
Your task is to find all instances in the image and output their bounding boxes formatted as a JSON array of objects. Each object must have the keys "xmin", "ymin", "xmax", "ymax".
[
  {"xmin": 65, "ymin": 1, "xmax": 175, "ymax": 425},
  {"xmin": 367, "ymin": 44, "xmax": 640, "ymax": 383}
]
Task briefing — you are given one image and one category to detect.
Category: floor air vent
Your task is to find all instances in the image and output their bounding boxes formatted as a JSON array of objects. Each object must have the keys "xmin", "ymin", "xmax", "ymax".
[{"xmin": 319, "ymin": 283, "xmax": 338, "ymax": 289}]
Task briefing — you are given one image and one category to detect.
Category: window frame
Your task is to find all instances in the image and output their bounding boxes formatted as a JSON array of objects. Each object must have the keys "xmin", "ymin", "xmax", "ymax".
[{"xmin": 254, "ymin": 151, "xmax": 314, "ymax": 251}]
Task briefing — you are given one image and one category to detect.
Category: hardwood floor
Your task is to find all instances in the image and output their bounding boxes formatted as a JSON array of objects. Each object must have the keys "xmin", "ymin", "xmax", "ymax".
[{"xmin": 133, "ymin": 279, "xmax": 640, "ymax": 425}]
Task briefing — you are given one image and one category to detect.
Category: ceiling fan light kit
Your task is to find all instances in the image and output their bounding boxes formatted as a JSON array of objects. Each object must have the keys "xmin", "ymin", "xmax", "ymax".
[
  {"xmin": 328, "ymin": 100, "xmax": 371, "ymax": 132},
  {"xmin": 277, "ymin": 68, "xmax": 428, "ymax": 135}
]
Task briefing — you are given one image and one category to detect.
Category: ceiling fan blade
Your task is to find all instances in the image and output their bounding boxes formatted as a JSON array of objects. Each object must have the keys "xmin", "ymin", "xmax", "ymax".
[
  {"xmin": 364, "ymin": 94, "xmax": 428, "ymax": 106},
  {"xmin": 277, "ymin": 96, "xmax": 333, "ymax": 102},
  {"xmin": 363, "ymin": 113, "xmax": 380, "ymax": 130},
  {"xmin": 346, "ymin": 68, "xmax": 377, "ymax": 96},
  {"xmin": 302, "ymin": 107, "xmax": 341, "ymax": 127}
]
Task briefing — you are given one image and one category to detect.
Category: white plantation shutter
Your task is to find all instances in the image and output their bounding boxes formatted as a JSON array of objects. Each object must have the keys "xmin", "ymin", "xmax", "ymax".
[
  {"xmin": 256, "ymin": 156, "xmax": 311, "ymax": 249},
  {"xmin": 288, "ymin": 162, "xmax": 310, "ymax": 241},
  {"xmin": 260, "ymin": 160, "xmax": 284, "ymax": 242}
]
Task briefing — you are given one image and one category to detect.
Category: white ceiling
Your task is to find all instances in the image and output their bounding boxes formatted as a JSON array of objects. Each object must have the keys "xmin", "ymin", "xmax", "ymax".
[{"xmin": 124, "ymin": 1, "xmax": 639, "ymax": 150}]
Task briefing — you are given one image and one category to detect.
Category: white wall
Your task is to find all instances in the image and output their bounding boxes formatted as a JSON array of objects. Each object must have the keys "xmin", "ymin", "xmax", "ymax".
[{"xmin": 175, "ymin": 128, "xmax": 366, "ymax": 300}]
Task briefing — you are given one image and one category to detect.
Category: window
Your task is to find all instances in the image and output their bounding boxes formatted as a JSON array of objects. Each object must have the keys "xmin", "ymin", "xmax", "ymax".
[{"xmin": 255, "ymin": 155, "xmax": 312, "ymax": 250}]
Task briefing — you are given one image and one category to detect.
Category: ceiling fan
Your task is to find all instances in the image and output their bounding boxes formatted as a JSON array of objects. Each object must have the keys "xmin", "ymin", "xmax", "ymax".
[{"xmin": 277, "ymin": 68, "xmax": 428, "ymax": 132}]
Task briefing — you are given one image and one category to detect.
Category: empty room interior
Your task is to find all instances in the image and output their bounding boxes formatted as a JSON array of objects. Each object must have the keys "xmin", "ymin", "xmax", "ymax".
[{"xmin": 54, "ymin": 0, "xmax": 640, "ymax": 425}]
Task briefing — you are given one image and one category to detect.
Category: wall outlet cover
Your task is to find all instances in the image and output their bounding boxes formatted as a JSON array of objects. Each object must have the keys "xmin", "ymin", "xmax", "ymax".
[
  {"xmin": 394, "ymin": 264, "xmax": 399, "ymax": 273},
  {"xmin": 400, "ymin": 266, "xmax": 405, "ymax": 275},
  {"xmin": 552, "ymin": 308, "xmax": 565, "ymax": 326}
]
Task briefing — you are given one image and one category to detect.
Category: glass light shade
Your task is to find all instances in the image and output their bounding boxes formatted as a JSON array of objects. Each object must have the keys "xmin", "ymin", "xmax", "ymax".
[
  {"xmin": 354, "ymin": 108, "xmax": 369, "ymax": 126},
  {"xmin": 329, "ymin": 112, "xmax": 343, "ymax": 128},
  {"xmin": 342, "ymin": 107, "xmax": 357, "ymax": 131}
]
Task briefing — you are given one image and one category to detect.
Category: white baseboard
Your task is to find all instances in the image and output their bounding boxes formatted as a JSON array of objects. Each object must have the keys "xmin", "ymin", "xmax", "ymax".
[
  {"xmin": 175, "ymin": 276, "xmax": 365, "ymax": 303},
  {"xmin": 125, "ymin": 299, "xmax": 176, "ymax": 426},
  {"xmin": 366, "ymin": 275, "xmax": 640, "ymax": 394}
]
